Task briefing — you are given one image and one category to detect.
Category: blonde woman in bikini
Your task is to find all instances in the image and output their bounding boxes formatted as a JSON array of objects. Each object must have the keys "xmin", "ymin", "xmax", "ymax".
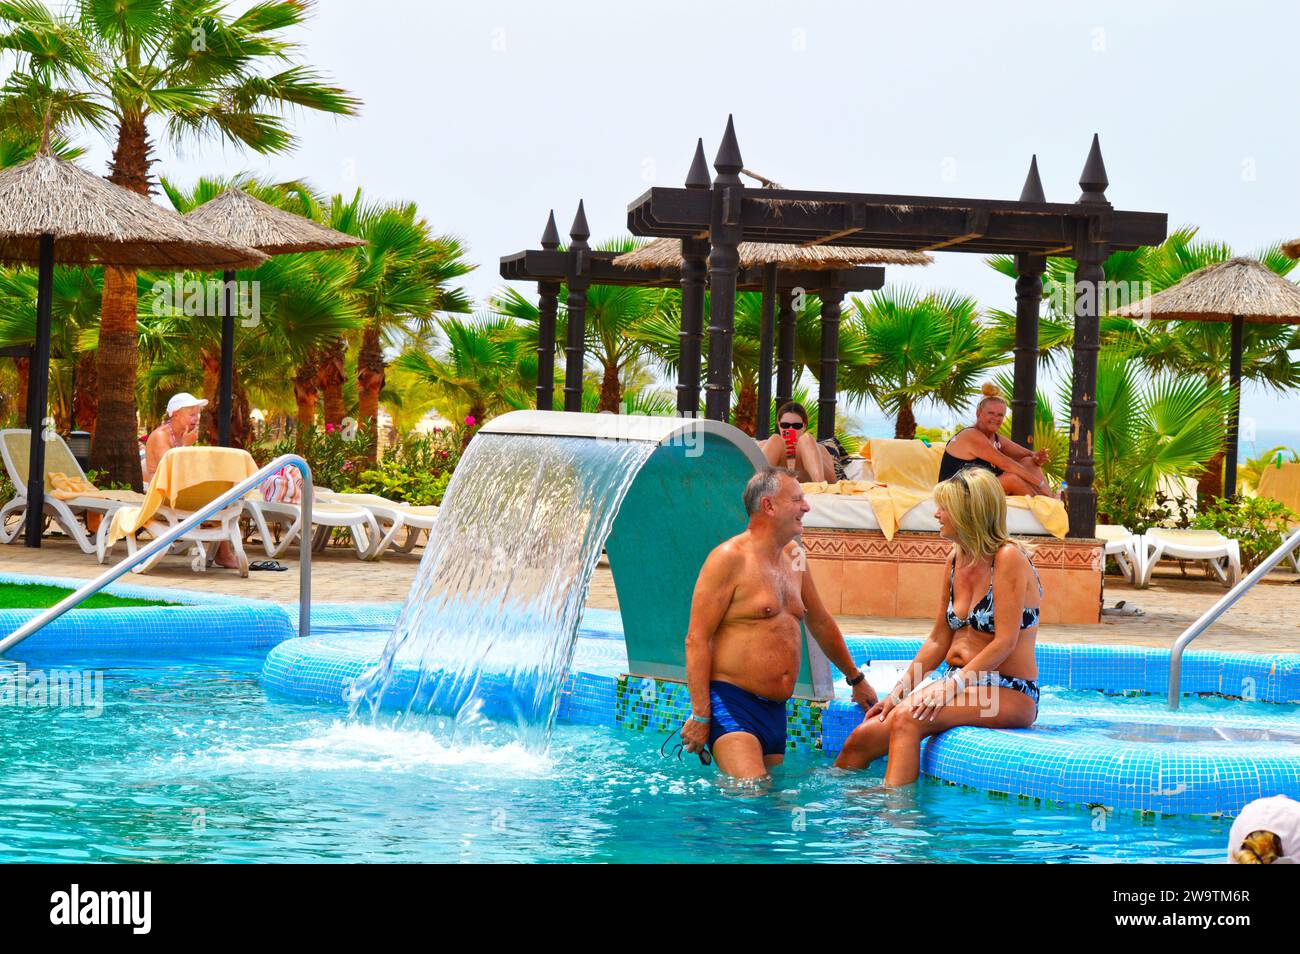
[{"xmin": 834, "ymin": 466, "xmax": 1043, "ymax": 785}]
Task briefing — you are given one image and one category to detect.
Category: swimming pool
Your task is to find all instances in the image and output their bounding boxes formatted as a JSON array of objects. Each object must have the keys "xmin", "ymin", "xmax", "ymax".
[
  {"xmin": 0, "ymin": 656, "xmax": 1234, "ymax": 863},
  {"xmin": 1, "ymin": 571, "xmax": 1293, "ymax": 862}
]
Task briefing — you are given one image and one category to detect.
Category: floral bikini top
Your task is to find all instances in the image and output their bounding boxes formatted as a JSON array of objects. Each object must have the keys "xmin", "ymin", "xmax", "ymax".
[{"xmin": 946, "ymin": 553, "xmax": 1043, "ymax": 633}]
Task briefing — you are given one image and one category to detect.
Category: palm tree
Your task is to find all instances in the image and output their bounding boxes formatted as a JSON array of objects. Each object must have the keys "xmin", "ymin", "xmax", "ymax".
[
  {"xmin": 314, "ymin": 191, "xmax": 472, "ymax": 454},
  {"xmin": 0, "ymin": 0, "xmax": 359, "ymax": 486},
  {"xmin": 840, "ymin": 287, "xmax": 1001, "ymax": 439},
  {"xmin": 1054, "ymin": 356, "xmax": 1230, "ymax": 517},
  {"xmin": 393, "ymin": 315, "xmax": 537, "ymax": 424},
  {"xmin": 158, "ymin": 176, "xmax": 363, "ymax": 447}
]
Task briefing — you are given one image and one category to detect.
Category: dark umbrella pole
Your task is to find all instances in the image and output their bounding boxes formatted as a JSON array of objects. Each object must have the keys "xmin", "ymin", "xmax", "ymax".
[
  {"xmin": 1224, "ymin": 313, "xmax": 1244, "ymax": 499},
  {"xmin": 218, "ymin": 269, "xmax": 236, "ymax": 446},
  {"xmin": 24, "ymin": 234, "xmax": 55, "ymax": 547}
]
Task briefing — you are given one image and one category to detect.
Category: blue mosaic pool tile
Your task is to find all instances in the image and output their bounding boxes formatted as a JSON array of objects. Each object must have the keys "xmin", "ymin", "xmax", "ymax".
[{"xmin": 1035, "ymin": 643, "xmax": 1071, "ymax": 686}]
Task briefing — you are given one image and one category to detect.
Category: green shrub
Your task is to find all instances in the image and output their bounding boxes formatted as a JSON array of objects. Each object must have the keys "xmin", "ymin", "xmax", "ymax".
[
  {"xmin": 1192, "ymin": 495, "xmax": 1297, "ymax": 572},
  {"xmin": 263, "ymin": 422, "xmax": 377, "ymax": 491},
  {"xmin": 1097, "ymin": 482, "xmax": 1195, "ymax": 536},
  {"xmin": 344, "ymin": 465, "xmax": 451, "ymax": 506}
]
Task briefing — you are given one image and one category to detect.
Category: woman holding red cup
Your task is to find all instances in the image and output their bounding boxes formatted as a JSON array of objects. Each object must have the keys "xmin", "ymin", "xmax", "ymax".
[{"xmin": 759, "ymin": 401, "xmax": 838, "ymax": 483}]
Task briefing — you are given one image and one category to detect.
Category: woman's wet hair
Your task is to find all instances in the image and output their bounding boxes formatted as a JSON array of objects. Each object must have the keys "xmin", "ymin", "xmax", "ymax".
[
  {"xmin": 975, "ymin": 381, "xmax": 1008, "ymax": 415},
  {"xmin": 776, "ymin": 401, "xmax": 809, "ymax": 426},
  {"xmin": 1232, "ymin": 830, "xmax": 1284, "ymax": 864},
  {"xmin": 933, "ymin": 466, "xmax": 1026, "ymax": 562}
]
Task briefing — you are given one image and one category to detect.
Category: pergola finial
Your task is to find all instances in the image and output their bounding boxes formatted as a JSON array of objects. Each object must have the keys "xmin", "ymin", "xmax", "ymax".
[
  {"xmin": 685, "ymin": 138, "xmax": 710, "ymax": 189},
  {"xmin": 1077, "ymin": 134, "xmax": 1109, "ymax": 204},
  {"xmin": 1019, "ymin": 154, "xmax": 1046, "ymax": 203},
  {"xmin": 569, "ymin": 200, "xmax": 590, "ymax": 249},
  {"xmin": 713, "ymin": 115, "xmax": 744, "ymax": 186},
  {"xmin": 540, "ymin": 209, "xmax": 560, "ymax": 249}
]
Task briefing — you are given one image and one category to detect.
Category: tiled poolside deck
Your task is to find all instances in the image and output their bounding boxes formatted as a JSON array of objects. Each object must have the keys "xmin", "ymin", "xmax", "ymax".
[{"xmin": 1, "ymin": 535, "xmax": 1295, "ymax": 654}]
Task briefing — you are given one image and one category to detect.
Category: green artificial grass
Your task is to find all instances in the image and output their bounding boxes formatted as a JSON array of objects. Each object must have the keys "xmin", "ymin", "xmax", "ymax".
[{"xmin": 0, "ymin": 582, "xmax": 176, "ymax": 610}]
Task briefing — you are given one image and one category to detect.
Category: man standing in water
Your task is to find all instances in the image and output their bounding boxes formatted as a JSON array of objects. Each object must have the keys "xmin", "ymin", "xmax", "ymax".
[{"xmin": 680, "ymin": 467, "xmax": 876, "ymax": 777}]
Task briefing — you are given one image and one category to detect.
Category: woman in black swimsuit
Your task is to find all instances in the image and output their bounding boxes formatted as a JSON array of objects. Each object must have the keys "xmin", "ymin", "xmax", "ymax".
[
  {"xmin": 834, "ymin": 466, "xmax": 1043, "ymax": 785},
  {"xmin": 938, "ymin": 383, "xmax": 1058, "ymax": 498}
]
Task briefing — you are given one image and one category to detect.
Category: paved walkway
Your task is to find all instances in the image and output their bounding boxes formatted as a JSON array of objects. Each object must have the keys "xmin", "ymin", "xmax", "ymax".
[{"xmin": 3, "ymin": 536, "xmax": 1296, "ymax": 654}]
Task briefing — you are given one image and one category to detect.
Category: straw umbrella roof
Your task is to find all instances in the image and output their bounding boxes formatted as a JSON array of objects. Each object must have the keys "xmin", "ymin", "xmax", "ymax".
[
  {"xmin": 1112, "ymin": 257, "xmax": 1300, "ymax": 324},
  {"xmin": 612, "ymin": 236, "xmax": 932, "ymax": 271},
  {"xmin": 184, "ymin": 188, "xmax": 364, "ymax": 255},
  {"xmin": 0, "ymin": 152, "xmax": 267, "ymax": 269}
]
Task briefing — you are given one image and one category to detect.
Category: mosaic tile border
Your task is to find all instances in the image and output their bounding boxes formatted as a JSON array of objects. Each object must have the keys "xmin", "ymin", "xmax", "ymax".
[{"xmin": 613, "ymin": 675, "xmax": 825, "ymax": 752}]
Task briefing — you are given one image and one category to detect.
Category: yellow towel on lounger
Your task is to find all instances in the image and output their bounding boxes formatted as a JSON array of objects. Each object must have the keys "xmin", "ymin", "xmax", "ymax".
[
  {"xmin": 45, "ymin": 471, "xmax": 143, "ymax": 504},
  {"xmin": 1006, "ymin": 495, "xmax": 1069, "ymax": 538},
  {"xmin": 855, "ymin": 439, "xmax": 945, "ymax": 538},
  {"xmin": 106, "ymin": 446, "xmax": 259, "ymax": 546}
]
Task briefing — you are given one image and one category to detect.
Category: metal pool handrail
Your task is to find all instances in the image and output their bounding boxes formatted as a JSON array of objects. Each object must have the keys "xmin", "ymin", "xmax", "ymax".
[
  {"xmin": 1167, "ymin": 525, "xmax": 1300, "ymax": 709},
  {"xmin": 0, "ymin": 454, "xmax": 313, "ymax": 657}
]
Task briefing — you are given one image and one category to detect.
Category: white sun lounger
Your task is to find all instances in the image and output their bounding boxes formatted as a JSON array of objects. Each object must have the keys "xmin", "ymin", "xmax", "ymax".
[
  {"xmin": 1137, "ymin": 528, "xmax": 1241, "ymax": 588},
  {"xmin": 97, "ymin": 448, "xmax": 254, "ymax": 577},
  {"xmin": 242, "ymin": 491, "xmax": 382, "ymax": 561},
  {"xmin": 0, "ymin": 428, "xmax": 143, "ymax": 553},
  {"xmin": 1095, "ymin": 523, "xmax": 1140, "ymax": 583},
  {"xmin": 315, "ymin": 490, "xmax": 438, "ymax": 556}
]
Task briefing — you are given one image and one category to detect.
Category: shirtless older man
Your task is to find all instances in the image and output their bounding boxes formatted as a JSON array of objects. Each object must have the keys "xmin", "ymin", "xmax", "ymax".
[{"xmin": 680, "ymin": 467, "xmax": 876, "ymax": 777}]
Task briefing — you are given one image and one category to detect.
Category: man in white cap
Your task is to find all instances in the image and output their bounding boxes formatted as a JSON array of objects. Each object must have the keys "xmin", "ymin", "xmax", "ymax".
[{"xmin": 142, "ymin": 392, "xmax": 239, "ymax": 570}]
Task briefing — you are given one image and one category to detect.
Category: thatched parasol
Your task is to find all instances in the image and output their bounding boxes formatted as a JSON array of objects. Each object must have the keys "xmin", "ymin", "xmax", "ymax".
[
  {"xmin": 0, "ymin": 146, "xmax": 267, "ymax": 548},
  {"xmin": 184, "ymin": 188, "xmax": 363, "ymax": 445},
  {"xmin": 612, "ymin": 237, "xmax": 932, "ymax": 270},
  {"xmin": 1113, "ymin": 256, "xmax": 1300, "ymax": 496},
  {"xmin": 184, "ymin": 187, "xmax": 363, "ymax": 256},
  {"xmin": 0, "ymin": 154, "xmax": 268, "ymax": 270}
]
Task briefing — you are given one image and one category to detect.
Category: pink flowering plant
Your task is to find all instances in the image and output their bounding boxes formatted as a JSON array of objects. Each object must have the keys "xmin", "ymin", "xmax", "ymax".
[{"xmin": 264, "ymin": 421, "xmax": 377, "ymax": 492}]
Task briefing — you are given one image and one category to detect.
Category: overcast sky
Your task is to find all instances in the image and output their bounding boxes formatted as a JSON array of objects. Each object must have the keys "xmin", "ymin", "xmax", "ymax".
[{"xmin": 61, "ymin": 0, "xmax": 1300, "ymax": 438}]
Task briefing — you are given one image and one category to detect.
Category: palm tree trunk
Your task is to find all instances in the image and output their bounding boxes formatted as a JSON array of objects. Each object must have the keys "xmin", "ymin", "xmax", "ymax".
[
  {"xmin": 91, "ymin": 117, "xmax": 153, "ymax": 491},
  {"xmin": 200, "ymin": 348, "xmax": 221, "ymax": 444},
  {"xmin": 318, "ymin": 338, "xmax": 347, "ymax": 426},
  {"xmin": 1198, "ymin": 449, "xmax": 1225, "ymax": 502},
  {"xmin": 895, "ymin": 399, "xmax": 917, "ymax": 439},
  {"xmin": 294, "ymin": 352, "xmax": 321, "ymax": 449},
  {"xmin": 73, "ymin": 350, "xmax": 98, "ymax": 435},
  {"xmin": 91, "ymin": 266, "xmax": 143, "ymax": 490},
  {"xmin": 598, "ymin": 360, "xmax": 622, "ymax": 413},
  {"xmin": 733, "ymin": 382, "xmax": 757, "ymax": 436},
  {"xmin": 231, "ymin": 382, "xmax": 252, "ymax": 450},
  {"xmin": 356, "ymin": 324, "xmax": 385, "ymax": 460},
  {"xmin": 14, "ymin": 356, "xmax": 28, "ymax": 425}
]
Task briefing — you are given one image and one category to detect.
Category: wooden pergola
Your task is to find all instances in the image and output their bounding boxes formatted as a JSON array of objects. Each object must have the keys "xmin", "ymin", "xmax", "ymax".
[
  {"xmin": 504, "ymin": 117, "xmax": 1168, "ymax": 538},
  {"xmin": 499, "ymin": 206, "xmax": 886, "ymax": 440}
]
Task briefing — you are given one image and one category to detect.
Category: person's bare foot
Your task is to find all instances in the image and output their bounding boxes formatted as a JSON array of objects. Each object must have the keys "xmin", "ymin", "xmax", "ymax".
[{"xmin": 212, "ymin": 542, "xmax": 241, "ymax": 570}]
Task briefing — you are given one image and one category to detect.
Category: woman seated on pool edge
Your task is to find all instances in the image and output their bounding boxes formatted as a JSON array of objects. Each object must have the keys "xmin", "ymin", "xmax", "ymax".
[
  {"xmin": 939, "ymin": 382, "xmax": 1058, "ymax": 498},
  {"xmin": 759, "ymin": 401, "xmax": 838, "ymax": 483},
  {"xmin": 833, "ymin": 466, "xmax": 1043, "ymax": 785}
]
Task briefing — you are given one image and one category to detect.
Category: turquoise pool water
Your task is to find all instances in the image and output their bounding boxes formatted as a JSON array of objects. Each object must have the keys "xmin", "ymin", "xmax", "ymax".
[{"xmin": 0, "ymin": 658, "xmax": 1234, "ymax": 863}]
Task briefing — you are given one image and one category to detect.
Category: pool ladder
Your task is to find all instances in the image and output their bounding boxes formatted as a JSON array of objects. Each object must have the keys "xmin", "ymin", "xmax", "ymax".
[
  {"xmin": 0, "ymin": 454, "xmax": 314, "ymax": 657},
  {"xmin": 1167, "ymin": 525, "xmax": 1300, "ymax": 709}
]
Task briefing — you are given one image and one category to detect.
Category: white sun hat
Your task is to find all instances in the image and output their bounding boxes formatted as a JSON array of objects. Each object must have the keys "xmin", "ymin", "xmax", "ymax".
[
  {"xmin": 166, "ymin": 392, "xmax": 209, "ymax": 417},
  {"xmin": 1227, "ymin": 795, "xmax": 1300, "ymax": 864}
]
